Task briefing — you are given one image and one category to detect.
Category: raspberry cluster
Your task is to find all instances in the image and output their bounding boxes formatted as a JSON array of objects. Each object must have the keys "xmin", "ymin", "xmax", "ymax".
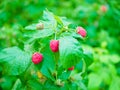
[{"xmin": 32, "ymin": 26, "xmax": 87, "ymax": 71}]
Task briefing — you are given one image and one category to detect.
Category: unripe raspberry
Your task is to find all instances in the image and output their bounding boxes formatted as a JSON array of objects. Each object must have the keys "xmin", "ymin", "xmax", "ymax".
[
  {"xmin": 77, "ymin": 27, "xmax": 87, "ymax": 37},
  {"xmin": 50, "ymin": 40, "xmax": 59, "ymax": 52},
  {"xmin": 55, "ymin": 79, "xmax": 64, "ymax": 87},
  {"xmin": 36, "ymin": 23, "xmax": 44, "ymax": 30},
  {"xmin": 68, "ymin": 66, "xmax": 74, "ymax": 71},
  {"xmin": 101, "ymin": 5, "xmax": 107, "ymax": 12},
  {"xmin": 32, "ymin": 52, "xmax": 43, "ymax": 64}
]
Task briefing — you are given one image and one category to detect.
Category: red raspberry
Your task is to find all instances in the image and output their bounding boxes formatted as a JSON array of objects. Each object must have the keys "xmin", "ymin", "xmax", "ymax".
[
  {"xmin": 101, "ymin": 5, "xmax": 107, "ymax": 12},
  {"xmin": 68, "ymin": 66, "xmax": 74, "ymax": 71},
  {"xmin": 77, "ymin": 27, "xmax": 87, "ymax": 37},
  {"xmin": 32, "ymin": 52, "xmax": 43, "ymax": 64},
  {"xmin": 50, "ymin": 40, "xmax": 59, "ymax": 52}
]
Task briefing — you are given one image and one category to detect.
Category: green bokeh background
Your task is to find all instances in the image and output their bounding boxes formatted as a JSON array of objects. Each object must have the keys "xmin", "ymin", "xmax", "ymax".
[{"xmin": 0, "ymin": 0, "xmax": 120, "ymax": 90}]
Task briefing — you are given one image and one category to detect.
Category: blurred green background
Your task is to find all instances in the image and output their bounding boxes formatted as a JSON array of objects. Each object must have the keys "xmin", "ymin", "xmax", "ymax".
[{"xmin": 0, "ymin": 0, "xmax": 120, "ymax": 90}]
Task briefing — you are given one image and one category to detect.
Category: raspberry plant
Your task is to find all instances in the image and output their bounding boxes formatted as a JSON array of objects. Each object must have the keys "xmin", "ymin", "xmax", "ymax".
[{"xmin": 0, "ymin": 10, "xmax": 93, "ymax": 90}]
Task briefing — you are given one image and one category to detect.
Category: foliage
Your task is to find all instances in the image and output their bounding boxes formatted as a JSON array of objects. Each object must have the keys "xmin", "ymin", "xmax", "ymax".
[
  {"xmin": 0, "ymin": 0, "xmax": 120, "ymax": 90},
  {"xmin": 0, "ymin": 10, "xmax": 93, "ymax": 90}
]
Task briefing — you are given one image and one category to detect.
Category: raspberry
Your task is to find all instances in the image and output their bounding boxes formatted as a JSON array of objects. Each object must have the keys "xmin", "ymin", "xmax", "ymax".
[
  {"xmin": 77, "ymin": 27, "xmax": 87, "ymax": 37},
  {"xmin": 68, "ymin": 66, "xmax": 74, "ymax": 71},
  {"xmin": 50, "ymin": 40, "xmax": 59, "ymax": 52},
  {"xmin": 101, "ymin": 5, "xmax": 107, "ymax": 12},
  {"xmin": 32, "ymin": 52, "xmax": 43, "ymax": 64},
  {"xmin": 36, "ymin": 23, "xmax": 44, "ymax": 30}
]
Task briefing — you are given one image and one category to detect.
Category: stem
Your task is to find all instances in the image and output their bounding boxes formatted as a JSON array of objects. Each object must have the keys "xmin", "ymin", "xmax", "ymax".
[
  {"xmin": 81, "ymin": 59, "xmax": 86, "ymax": 75},
  {"xmin": 54, "ymin": 32, "xmax": 57, "ymax": 40},
  {"xmin": 54, "ymin": 52, "xmax": 59, "ymax": 79}
]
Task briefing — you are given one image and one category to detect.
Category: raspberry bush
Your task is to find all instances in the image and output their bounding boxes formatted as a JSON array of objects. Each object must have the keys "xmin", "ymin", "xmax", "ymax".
[{"xmin": 0, "ymin": 10, "xmax": 93, "ymax": 90}]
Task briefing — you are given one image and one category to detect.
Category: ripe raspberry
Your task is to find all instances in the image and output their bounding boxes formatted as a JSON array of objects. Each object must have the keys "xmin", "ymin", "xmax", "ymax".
[
  {"xmin": 68, "ymin": 66, "xmax": 74, "ymax": 71},
  {"xmin": 77, "ymin": 27, "xmax": 87, "ymax": 37},
  {"xmin": 50, "ymin": 40, "xmax": 59, "ymax": 52},
  {"xmin": 32, "ymin": 52, "xmax": 43, "ymax": 64},
  {"xmin": 36, "ymin": 23, "xmax": 44, "ymax": 30},
  {"xmin": 101, "ymin": 5, "xmax": 107, "ymax": 12}
]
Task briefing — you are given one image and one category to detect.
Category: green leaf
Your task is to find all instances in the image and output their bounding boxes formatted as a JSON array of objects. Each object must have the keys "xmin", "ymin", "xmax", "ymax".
[
  {"xmin": 23, "ymin": 28, "xmax": 54, "ymax": 39},
  {"xmin": 109, "ymin": 76, "xmax": 120, "ymax": 90},
  {"xmin": 72, "ymin": 32, "xmax": 83, "ymax": 40},
  {"xmin": 76, "ymin": 81, "xmax": 87, "ymax": 90},
  {"xmin": 43, "ymin": 10, "xmax": 56, "ymax": 27},
  {"xmin": 24, "ymin": 21, "xmax": 55, "ymax": 44},
  {"xmin": 68, "ymin": 82, "xmax": 78, "ymax": 90},
  {"xmin": 60, "ymin": 17, "xmax": 71, "ymax": 26},
  {"xmin": 12, "ymin": 79, "xmax": 22, "ymax": 90},
  {"xmin": 0, "ymin": 47, "xmax": 31, "ymax": 75},
  {"xmin": 75, "ymin": 60, "xmax": 83, "ymax": 72},
  {"xmin": 44, "ymin": 80, "xmax": 58, "ymax": 90},
  {"xmin": 26, "ymin": 79, "xmax": 43, "ymax": 90},
  {"xmin": 54, "ymin": 15, "xmax": 63, "ymax": 26},
  {"xmin": 83, "ymin": 50, "xmax": 93, "ymax": 67},
  {"xmin": 58, "ymin": 71, "xmax": 71, "ymax": 80},
  {"xmin": 25, "ymin": 21, "xmax": 55, "ymax": 31},
  {"xmin": 25, "ymin": 24, "xmax": 36, "ymax": 30},
  {"xmin": 59, "ymin": 36, "xmax": 83, "ymax": 69},
  {"xmin": 38, "ymin": 39, "xmax": 56, "ymax": 81},
  {"xmin": 88, "ymin": 73, "xmax": 102, "ymax": 90},
  {"xmin": 40, "ymin": 52, "xmax": 55, "ymax": 81},
  {"xmin": 0, "ymin": 76, "xmax": 15, "ymax": 90},
  {"xmin": 68, "ymin": 24, "xmax": 77, "ymax": 29},
  {"xmin": 43, "ymin": 10, "xmax": 55, "ymax": 21}
]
